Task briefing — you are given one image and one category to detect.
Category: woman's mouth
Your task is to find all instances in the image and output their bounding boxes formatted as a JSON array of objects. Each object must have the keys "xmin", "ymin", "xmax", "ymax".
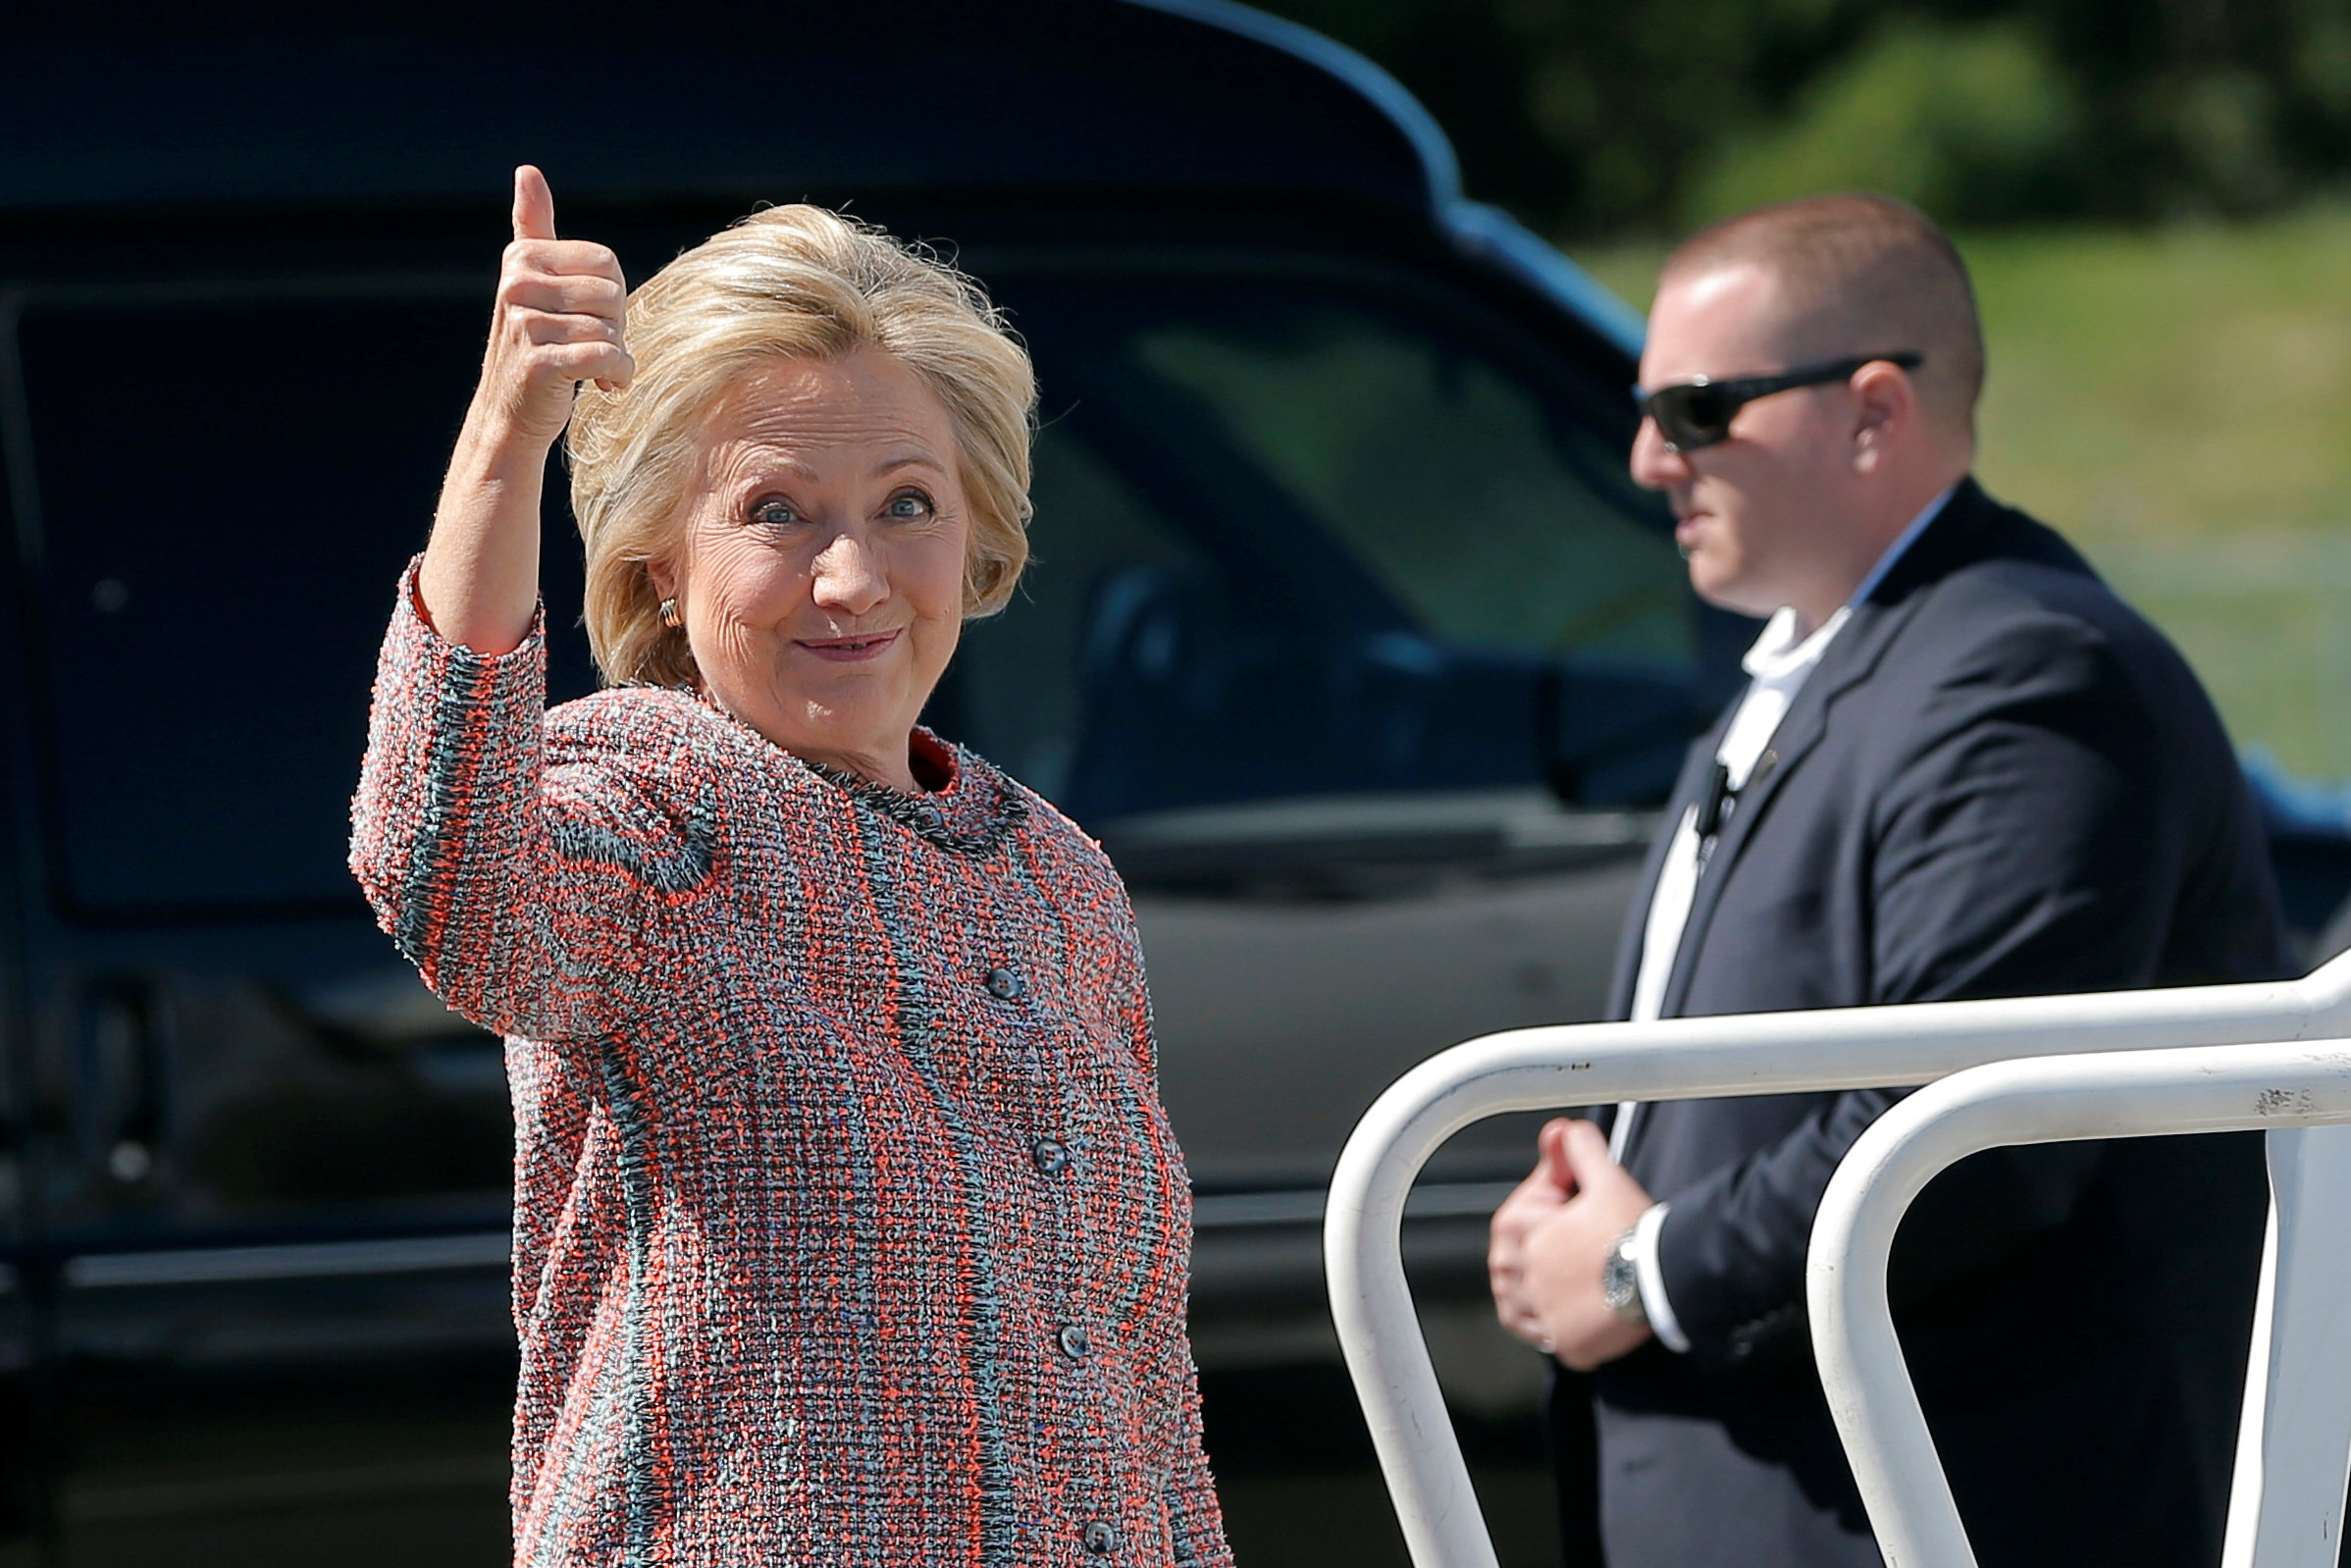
[{"xmin": 795, "ymin": 629, "xmax": 902, "ymax": 663}]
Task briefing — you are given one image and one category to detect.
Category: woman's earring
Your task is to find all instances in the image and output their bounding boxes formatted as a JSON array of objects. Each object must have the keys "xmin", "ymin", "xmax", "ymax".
[{"xmin": 658, "ymin": 597, "xmax": 683, "ymax": 630}]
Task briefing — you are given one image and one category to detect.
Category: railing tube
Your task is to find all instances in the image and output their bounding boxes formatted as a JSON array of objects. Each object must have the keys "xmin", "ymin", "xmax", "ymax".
[
  {"xmin": 1806, "ymin": 1040, "xmax": 2351, "ymax": 1568},
  {"xmin": 1327, "ymin": 955, "xmax": 2351, "ymax": 1568}
]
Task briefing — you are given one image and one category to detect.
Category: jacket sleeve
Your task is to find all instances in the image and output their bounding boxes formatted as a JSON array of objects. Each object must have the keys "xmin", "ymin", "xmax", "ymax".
[
  {"xmin": 348, "ymin": 562, "xmax": 701, "ymax": 1041},
  {"xmin": 1136, "ymin": 1013, "xmax": 1231, "ymax": 1565},
  {"xmin": 1103, "ymin": 897, "xmax": 1231, "ymax": 1567},
  {"xmin": 1156, "ymin": 1332, "xmax": 1231, "ymax": 1567},
  {"xmin": 1651, "ymin": 609, "xmax": 2190, "ymax": 1364}
]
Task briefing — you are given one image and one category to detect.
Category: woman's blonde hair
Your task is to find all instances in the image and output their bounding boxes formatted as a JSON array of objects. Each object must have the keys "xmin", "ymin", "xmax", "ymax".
[{"xmin": 566, "ymin": 205, "xmax": 1036, "ymax": 688}]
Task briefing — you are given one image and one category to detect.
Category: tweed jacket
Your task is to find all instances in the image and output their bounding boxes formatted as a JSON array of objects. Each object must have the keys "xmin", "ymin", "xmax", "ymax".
[{"xmin": 350, "ymin": 570, "xmax": 1230, "ymax": 1568}]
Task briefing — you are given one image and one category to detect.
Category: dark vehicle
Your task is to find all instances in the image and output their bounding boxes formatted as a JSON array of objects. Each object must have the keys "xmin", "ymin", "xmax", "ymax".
[{"xmin": 0, "ymin": 2, "xmax": 2339, "ymax": 1563}]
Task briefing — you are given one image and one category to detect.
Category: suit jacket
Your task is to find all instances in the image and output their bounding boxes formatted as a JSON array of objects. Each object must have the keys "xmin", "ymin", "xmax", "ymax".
[{"xmin": 1576, "ymin": 480, "xmax": 2287, "ymax": 1568}]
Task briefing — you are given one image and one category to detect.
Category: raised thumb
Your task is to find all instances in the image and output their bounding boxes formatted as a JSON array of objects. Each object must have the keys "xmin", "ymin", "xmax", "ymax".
[{"xmin": 512, "ymin": 164, "xmax": 557, "ymax": 243}]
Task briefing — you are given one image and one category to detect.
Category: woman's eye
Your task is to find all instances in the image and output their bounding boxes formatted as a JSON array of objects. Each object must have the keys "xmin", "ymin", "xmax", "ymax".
[
  {"xmin": 885, "ymin": 491, "xmax": 935, "ymax": 520},
  {"xmin": 752, "ymin": 499, "xmax": 802, "ymax": 528}
]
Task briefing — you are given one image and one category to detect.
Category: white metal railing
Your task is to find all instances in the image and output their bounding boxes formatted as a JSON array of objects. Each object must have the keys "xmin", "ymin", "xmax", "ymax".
[
  {"xmin": 1810, "ymin": 1045, "xmax": 2351, "ymax": 1568},
  {"xmin": 1324, "ymin": 947, "xmax": 2351, "ymax": 1568}
]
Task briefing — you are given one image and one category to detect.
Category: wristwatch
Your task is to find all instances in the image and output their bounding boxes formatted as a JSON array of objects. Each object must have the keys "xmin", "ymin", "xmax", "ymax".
[{"xmin": 1600, "ymin": 1226, "xmax": 1648, "ymax": 1326}]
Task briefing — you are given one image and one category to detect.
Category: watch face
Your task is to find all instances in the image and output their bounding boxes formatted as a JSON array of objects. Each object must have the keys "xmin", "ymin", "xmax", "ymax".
[{"xmin": 1602, "ymin": 1238, "xmax": 1645, "ymax": 1322}]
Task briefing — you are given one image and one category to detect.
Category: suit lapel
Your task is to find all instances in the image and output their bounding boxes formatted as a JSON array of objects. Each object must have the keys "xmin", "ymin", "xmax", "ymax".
[
  {"xmin": 1657, "ymin": 644, "xmax": 1850, "ymax": 1017},
  {"xmin": 1655, "ymin": 480, "xmax": 2005, "ymax": 1019},
  {"xmin": 1605, "ymin": 714, "xmax": 1734, "ymax": 1019}
]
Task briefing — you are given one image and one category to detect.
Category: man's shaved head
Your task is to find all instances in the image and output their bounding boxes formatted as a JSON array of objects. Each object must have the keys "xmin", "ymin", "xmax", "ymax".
[{"xmin": 1659, "ymin": 193, "xmax": 1984, "ymax": 431}]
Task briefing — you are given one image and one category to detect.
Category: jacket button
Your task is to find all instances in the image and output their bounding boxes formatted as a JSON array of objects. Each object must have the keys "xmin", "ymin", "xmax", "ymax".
[
  {"xmin": 1082, "ymin": 1520, "xmax": 1119, "ymax": 1554},
  {"xmin": 1057, "ymin": 1323, "xmax": 1092, "ymax": 1361},
  {"xmin": 1032, "ymin": 1137, "xmax": 1071, "ymax": 1176},
  {"xmin": 984, "ymin": 966, "xmax": 1023, "ymax": 1000}
]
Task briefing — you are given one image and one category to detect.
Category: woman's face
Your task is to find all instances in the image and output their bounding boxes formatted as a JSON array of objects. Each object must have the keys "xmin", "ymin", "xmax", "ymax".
[{"xmin": 651, "ymin": 349, "xmax": 971, "ymax": 790}]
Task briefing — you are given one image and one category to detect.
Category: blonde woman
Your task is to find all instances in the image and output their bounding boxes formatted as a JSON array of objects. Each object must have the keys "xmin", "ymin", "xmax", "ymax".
[{"xmin": 351, "ymin": 166, "xmax": 1229, "ymax": 1568}]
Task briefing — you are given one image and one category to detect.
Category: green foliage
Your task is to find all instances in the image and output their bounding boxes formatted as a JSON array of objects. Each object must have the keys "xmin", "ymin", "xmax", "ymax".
[
  {"xmin": 1687, "ymin": 19, "xmax": 2084, "ymax": 222},
  {"xmin": 1251, "ymin": 0, "xmax": 2351, "ymax": 234}
]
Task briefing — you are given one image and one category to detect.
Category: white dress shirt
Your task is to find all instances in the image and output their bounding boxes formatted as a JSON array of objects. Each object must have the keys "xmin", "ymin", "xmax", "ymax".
[{"xmin": 1610, "ymin": 484, "xmax": 1953, "ymax": 1352}]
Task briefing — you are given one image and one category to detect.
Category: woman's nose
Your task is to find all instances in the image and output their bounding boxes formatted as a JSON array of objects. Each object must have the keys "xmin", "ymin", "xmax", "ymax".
[{"xmin": 810, "ymin": 531, "xmax": 888, "ymax": 614}]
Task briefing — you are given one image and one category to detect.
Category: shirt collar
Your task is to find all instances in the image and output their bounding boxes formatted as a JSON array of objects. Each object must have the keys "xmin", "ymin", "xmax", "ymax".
[
  {"xmin": 1742, "ymin": 603, "xmax": 1851, "ymax": 681},
  {"xmin": 1849, "ymin": 480, "xmax": 1959, "ymax": 608},
  {"xmin": 1741, "ymin": 480, "xmax": 1960, "ymax": 681}
]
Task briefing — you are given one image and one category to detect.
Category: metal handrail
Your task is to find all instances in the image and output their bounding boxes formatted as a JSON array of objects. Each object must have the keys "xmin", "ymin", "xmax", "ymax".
[
  {"xmin": 1809, "ymin": 1043, "xmax": 2351, "ymax": 1568},
  {"xmin": 1324, "ymin": 947, "xmax": 2351, "ymax": 1568}
]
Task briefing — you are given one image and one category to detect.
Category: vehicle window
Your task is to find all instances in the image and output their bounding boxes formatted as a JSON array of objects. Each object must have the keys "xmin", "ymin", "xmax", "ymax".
[
  {"xmin": 7, "ymin": 288, "xmax": 601, "ymax": 917},
  {"xmin": 954, "ymin": 272, "xmax": 1702, "ymax": 826},
  {"xmin": 954, "ymin": 426, "xmax": 1208, "ymax": 802},
  {"xmin": 1135, "ymin": 307, "xmax": 1684, "ymax": 659}
]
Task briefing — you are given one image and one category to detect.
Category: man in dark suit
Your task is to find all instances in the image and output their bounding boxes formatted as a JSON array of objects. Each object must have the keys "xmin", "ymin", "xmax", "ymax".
[{"xmin": 1488, "ymin": 193, "xmax": 2286, "ymax": 1568}]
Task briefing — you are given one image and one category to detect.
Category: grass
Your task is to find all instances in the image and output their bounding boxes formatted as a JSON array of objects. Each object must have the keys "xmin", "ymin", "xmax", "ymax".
[{"xmin": 1570, "ymin": 208, "xmax": 2351, "ymax": 775}]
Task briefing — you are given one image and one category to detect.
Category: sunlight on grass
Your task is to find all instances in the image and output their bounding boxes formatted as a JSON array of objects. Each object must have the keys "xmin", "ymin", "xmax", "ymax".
[{"xmin": 1569, "ymin": 210, "xmax": 2351, "ymax": 774}]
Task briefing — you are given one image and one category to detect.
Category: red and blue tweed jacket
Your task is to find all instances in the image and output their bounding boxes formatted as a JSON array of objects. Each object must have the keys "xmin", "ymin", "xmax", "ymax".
[{"xmin": 350, "ymin": 572, "xmax": 1230, "ymax": 1568}]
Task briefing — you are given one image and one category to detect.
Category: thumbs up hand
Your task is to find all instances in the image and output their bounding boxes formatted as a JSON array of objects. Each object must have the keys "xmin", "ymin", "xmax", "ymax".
[
  {"xmin": 476, "ymin": 165, "xmax": 634, "ymax": 450},
  {"xmin": 417, "ymin": 166, "xmax": 634, "ymax": 653}
]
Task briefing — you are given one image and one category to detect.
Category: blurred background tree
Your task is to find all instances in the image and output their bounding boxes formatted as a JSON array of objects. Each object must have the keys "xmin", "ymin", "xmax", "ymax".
[{"xmin": 1258, "ymin": 0, "xmax": 2351, "ymax": 235}]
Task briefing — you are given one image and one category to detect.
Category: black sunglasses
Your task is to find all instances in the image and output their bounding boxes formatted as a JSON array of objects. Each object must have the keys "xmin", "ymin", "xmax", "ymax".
[{"xmin": 1635, "ymin": 351, "xmax": 1924, "ymax": 452}]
